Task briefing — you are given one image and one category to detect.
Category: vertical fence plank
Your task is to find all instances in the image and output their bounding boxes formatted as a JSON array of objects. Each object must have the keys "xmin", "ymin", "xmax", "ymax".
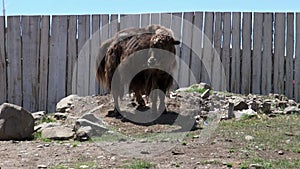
[
  {"xmin": 231, "ymin": 12, "xmax": 241, "ymax": 93},
  {"xmin": 151, "ymin": 13, "xmax": 160, "ymax": 25},
  {"xmin": 213, "ymin": 12, "xmax": 223, "ymax": 91},
  {"xmin": 68, "ymin": 16, "xmax": 77, "ymax": 95},
  {"xmin": 222, "ymin": 12, "xmax": 231, "ymax": 91},
  {"xmin": 90, "ymin": 15, "xmax": 101, "ymax": 95},
  {"xmin": 39, "ymin": 16, "xmax": 50, "ymax": 111},
  {"xmin": 241, "ymin": 13, "xmax": 252, "ymax": 94},
  {"xmin": 262, "ymin": 13, "xmax": 273, "ymax": 95},
  {"xmin": 286, "ymin": 13, "xmax": 294, "ymax": 98},
  {"xmin": 171, "ymin": 13, "xmax": 183, "ymax": 88},
  {"xmin": 180, "ymin": 12, "xmax": 194, "ymax": 87},
  {"xmin": 273, "ymin": 13, "xmax": 286, "ymax": 94},
  {"xmin": 141, "ymin": 13, "xmax": 150, "ymax": 27},
  {"xmin": 252, "ymin": 13, "xmax": 263, "ymax": 94},
  {"xmin": 295, "ymin": 13, "xmax": 300, "ymax": 102},
  {"xmin": 22, "ymin": 16, "xmax": 40, "ymax": 112},
  {"xmin": 120, "ymin": 14, "xmax": 139, "ymax": 30},
  {"xmin": 7, "ymin": 16, "xmax": 22, "ymax": 106},
  {"xmin": 0, "ymin": 16, "xmax": 6, "ymax": 104},
  {"xmin": 48, "ymin": 16, "xmax": 68, "ymax": 112},
  {"xmin": 191, "ymin": 12, "xmax": 203, "ymax": 84},
  {"xmin": 160, "ymin": 13, "xmax": 171, "ymax": 28},
  {"xmin": 77, "ymin": 15, "xmax": 91, "ymax": 96},
  {"xmin": 202, "ymin": 12, "xmax": 214, "ymax": 86},
  {"xmin": 99, "ymin": 15, "xmax": 109, "ymax": 94},
  {"xmin": 110, "ymin": 14, "xmax": 119, "ymax": 37}
]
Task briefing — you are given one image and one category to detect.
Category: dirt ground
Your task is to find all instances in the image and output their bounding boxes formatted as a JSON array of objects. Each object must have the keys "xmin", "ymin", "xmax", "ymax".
[{"xmin": 0, "ymin": 93, "xmax": 299, "ymax": 169}]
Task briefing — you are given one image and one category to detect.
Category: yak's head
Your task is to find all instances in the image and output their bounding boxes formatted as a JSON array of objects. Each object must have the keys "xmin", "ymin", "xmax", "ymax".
[{"xmin": 147, "ymin": 34, "xmax": 180, "ymax": 70}]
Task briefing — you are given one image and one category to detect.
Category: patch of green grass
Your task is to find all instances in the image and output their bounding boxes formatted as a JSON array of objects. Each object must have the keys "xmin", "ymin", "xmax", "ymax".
[
  {"xmin": 122, "ymin": 160, "xmax": 154, "ymax": 169},
  {"xmin": 199, "ymin": 159, "xmax": 222, "ymax": 165},
  {"xmin": 50, "ymin": 165, "xmax": 68, "ymax": 169},
  {"xmin": 36, "ymin": 116, "xmax": 56, "ymax": 125},
  {"xmin": 226, "ymin": 162, "xmax": 233, "ymax": 168},
  {"xmin": 33, "ymin": 131, "xmax": 51, "ymax": 142},
  {"xmin": 74, "ymin": 161, "xmax": 97, "ymax": 169},
  {"xmin": 239, "ymin": 158, "xmax": 300, "ymax": 169}
]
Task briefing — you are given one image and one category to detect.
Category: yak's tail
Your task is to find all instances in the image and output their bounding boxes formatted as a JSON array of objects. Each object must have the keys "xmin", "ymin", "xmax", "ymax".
[{"xmin": 95, "ymin": 38, "xmax": 113, "ymax": 88}]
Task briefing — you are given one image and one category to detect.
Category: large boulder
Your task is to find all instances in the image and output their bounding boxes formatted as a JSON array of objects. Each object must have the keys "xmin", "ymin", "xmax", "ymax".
[{"xmin": 0, "ymin": 103, "xmax": 34, "ymax": 140}]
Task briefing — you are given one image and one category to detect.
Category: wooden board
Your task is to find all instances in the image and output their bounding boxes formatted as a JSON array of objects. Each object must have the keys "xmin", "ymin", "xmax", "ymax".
[
  {"xmin": 67, "ymin": 16, "xmax": 77, "ymax": 95},
  {"xmin": 39, "ymin": 16, "xmax": 50, "ymax": 111},
  {"xmin": 273, "ymin": 13, "xmax": 286, "ymax": 94},
  {"xmin": 222, "ymin": 12, "xmax": 231, "ymax": 91},
  {"xmin": 141, "ymin": 13, "xmax": 150, "ymax": 27},
  {"xmin": 90, "ymin": 15, "xmax": 101, "ymax": 95},
  {"xmin": 47, "ymin": 16, "xmax": 68, "ymax": 112},
  {"xmin": 252, "ymin": 13, "xmax": 263, "ymax": 94},
  {"xmin": 212, "ymin": 12, "xmax": 223, "ymax": 91},
  {"xmin": 151, "ymin": 13, "xmax": 160, "ymax": 25},
  {"xmin": 0, "ymin": 16, "xmax": 6, "ymax": 104},
  {"xmin": 285, "ymin": 13, "xmax": 294, "ymax": 98},
  {"xmin": 120, "ymin": 14, "xmax": 139, "ymax": 30},
  {"xmin": 160, "ymin": 13, "xmax": 171, "ymax": 28},
  {"xmin": 7, "ymin": 16, "xmax": 22, "ymax": 106},
  {"xmin": 171, "ymin": 12, "xmax": 183, "ymax": 88},
  {"xmin": 231, "ymin": 12, "xmax": 241, "ymax": 93},
  {"xmin": 110, "ymin": 14, "xmax": 119, "ymax": 37},
  {"xmin": 261, "ymin": 13, "xmax": 273, "ymax": 95},
  {"xmin": 77, "ymin": 15, "xmax": 91, "ymax": 96},
  {"xmin": 190, "ymin": 12, "xmax": 203, "ymax": 84},
  {"xmin": 179, "ymin": 12, "xmax": 194, "ymax": 87},
  {"xmin": 295, "ymin": 13, "xmax": 300, "ymax": 102},
  {"xmin": 241, "ymin": 12, "xmax": 252, "ymax": 94},
  {"xmin": 202, "ymin": 12, "xmax": 214, "ymax": 86},
  {"xmin": 22, "ymin": 16, "xmax": 40, "ymax": 112}
]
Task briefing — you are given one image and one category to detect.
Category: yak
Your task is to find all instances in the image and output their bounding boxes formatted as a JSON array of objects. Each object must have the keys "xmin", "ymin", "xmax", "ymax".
[{"xmin": 95, "ymin": 24, "xmax": 180, "ymax": 114}]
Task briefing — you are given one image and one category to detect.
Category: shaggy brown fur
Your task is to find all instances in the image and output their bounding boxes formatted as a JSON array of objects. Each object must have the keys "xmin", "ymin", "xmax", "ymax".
[{"xmin": 95, "ymin": 24, "xmax": 180, "ymax": 112}]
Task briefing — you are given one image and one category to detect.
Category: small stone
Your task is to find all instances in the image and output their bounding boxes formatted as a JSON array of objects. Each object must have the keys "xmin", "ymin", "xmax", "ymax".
[
  {"xmin": 283, "ymin": 106, "xmax": 300, "ymax": 114},
  {"xmin": 234, "ymin": 100, "xmax": 248, "ymax": 111},
  {"xmin": 54, "ymin": 112, "xmax": 68, "ymax": 120},
  {"xmin": 245, "ymin": 135, "xmax": 254, "ymax": 141},
  {"xmin": 37, "ymin": 164, "xmax": 47, "ymax": 169},
  {"xmin": 201, "ymin": 89, "xmax": 210, "ymax": 99},
  {"xmin": 249, "ymin": 163, "xmax": 263, "ymax": 169},
  {"xmin": 32, "ymin": 111, "xmax": 46, "ymax": 121},
  {"xmin": 278, "ymin": 150, "xmax": 284, "ymax": 155},
  {"xmin": 79, "ymin": 165, "xmax": 89, "ymax": 169},
  {"xmin": 141, "ymin": 150, "xmax": 150, "ymax": 154}
]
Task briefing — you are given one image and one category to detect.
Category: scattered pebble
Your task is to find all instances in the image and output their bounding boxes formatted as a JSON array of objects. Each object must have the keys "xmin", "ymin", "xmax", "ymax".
[{"xmin": 245, "ymin": 135, "xmax": 254, "ymax": 141}]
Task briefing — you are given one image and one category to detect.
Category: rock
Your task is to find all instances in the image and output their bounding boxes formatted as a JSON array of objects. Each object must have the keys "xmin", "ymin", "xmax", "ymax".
[
  {"xmin": 34, "ymin": 122, "xmax": 61, "ymax": 133},
  {"xmin": 41, "ymin": 126, "xmax": 74, "ymax": 140},
  {"xmin": 277, "ymin": 101, "xmax": 288, "ymax": 109},
  {"xmin": 227, "ymin": 102, "xmax": 234, "ymax": 119},
  {"xmin": 261, "ymin": 101, "xmax": 272, "ymax": 114},
  {"xmin": 288, "ymin": 99, "xmax": 297, "ymax": 106},
  {"xmin": 198, "ymin": 82, "xmax": 211, "ymax": 90},
  {"xmin": 56, "ymin": 94, "xmax": 80, "ymax": 112},
  {"xmin": 32, "ymin": 111, "xmax": 46, "ymax": 121},
  {"xmin": 74, "ymin": 119, "xmax": 108, "ymax": 137},
  {"xmin": 37, "ymin": 164, "xmax": 47, "ymax": 169},
  {"xmin": 249, "ymin": 163, "xmax": 264, "ymax": 169},
  {"xmin": 54, "ymin": 112, "xmax": 68, "ymax": 120},
  {"xmin": 245, "ymin": 135, "xmax": 254, "ymax": 141},
  {"xmin": 283, "ymin": 106, "xmax": 300, "ymax": 114},
  {"xmin": 234, "ymin": 109, "xmax": 257, "ymax": 120},
  {"xmin": 278, "ymin": 150, "xmax": 284, "ymax": 155},
  {"xmin": 80, "ymin": 112, "xmax": 106, "ymax": 126},
  {"xmin": 249, "ymin": 101, "xmax": 259, "ymax": 112},
  {"xmin": 234, "ymin": 100, "xmax": 248, "ymax": 111},
  {"xmin": 0, "ymin": 103, "xmax": 34, "ymax": 140},
  {"xmin": 75, "ymin": 126, "xmax": 92, "ymax": 141}
]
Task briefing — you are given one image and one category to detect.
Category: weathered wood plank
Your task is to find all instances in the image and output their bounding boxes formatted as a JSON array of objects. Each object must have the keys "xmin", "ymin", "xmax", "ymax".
[
  {"xmin": 171, "ymin": 12, "xmax": 182, "ymax": 88},
  {"xmin": 141, "ymin": 13, "xmax": 150, "ymax": 27},
  {"xmin": 191, "ymin": 12, "xmax": 203, "ymax": 84},
  {"xmin": 261, "ymin": 13, "xmax": 273, "ymax": 95},
  {"xmin": 295, "ymin": 13, "xmax": 300, "ymax": 102},
  {"xmin": 39, "ymin": 16, "xmax": 50, "ymax": 111},
  {"xmin": 273, "ymin": 13, "xmax": 286, "ymax": 94},
  {"xmin": 212, "ymin": 12, "xmax": 223, "ymax": 91},
  {"xmin": 285, "ymin": 13, "xmax": 294, "ymax": 98},
  {"xmin": 120, "ymin": 14, "xmax": 139, "ymax": 30},
  {"xmin": 222, "ymin": 12, "xmax": 231, "ymax": 91},
  {"xmin": 202, "ymin": 12, "xmax": 214, "ymax": 86},
  {"xmin": 47, "ymin": 16, "xmax": 68, "ymax": 112},
  {"xmin": 22, "ymin": 16, "xmax": 40, "ymax": 112},
  {"xmin": 151, "ymin": 13, "xmax": 160, "ymax": 25},
  {"xmin": 110, "ymin": 14, "xmax": 119, "ymax": 37},
  {"xmin": 231, "ymin": 12, "xmax": 241, "ymax": 93},
  {"xmin": 241, "ymin": 12, "xmax": 252, "ymax": 94},
  {"xmin": 179, "ymin": 12, "xmax": 194, "ymax": 87},
  {"xmin": 0, "ymin": 16, "xmax": 6, "ymax": 104},
  {"xmin": 160, "ymin": 13, "xmax": 171, "ymax": 28},
  {"xmin": 77, "ymin": 15, "xmax": 91, "ymax": 96},
  {"xmin": 90, "ymin": 15, "xmax": 101, "ymax": 95},
  {"xmin": 68, "ymin": 16, "xmax": 77, "ymax": 95},
  {"xmin": 7, "ymin": 16, "xmax": 22, "ymax": 106},
  {"xmin": 252, "ymin": 13, "xmax": 263, "ymax": 94}
]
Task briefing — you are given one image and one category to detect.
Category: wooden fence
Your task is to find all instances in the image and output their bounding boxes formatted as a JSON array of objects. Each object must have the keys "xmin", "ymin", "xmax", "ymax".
[{"xmin": 0, "ymin": 12, "xmax": 300, "ymax": 113}]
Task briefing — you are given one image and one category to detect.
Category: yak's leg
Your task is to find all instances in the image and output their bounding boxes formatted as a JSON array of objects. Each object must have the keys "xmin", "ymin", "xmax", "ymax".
[
  {"xmin": 150, "ymin": 89, "xmax": 158, "ymax": 113},
  {"xmin": 158, "ymin": 90, "xmax": 166, "ymax": 113}
]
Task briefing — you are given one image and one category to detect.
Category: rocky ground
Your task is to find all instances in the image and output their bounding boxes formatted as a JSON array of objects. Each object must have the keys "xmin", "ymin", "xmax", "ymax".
[{"xmin": 0, "ymin": 83, "xmax": 300, "ymax": 169}]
